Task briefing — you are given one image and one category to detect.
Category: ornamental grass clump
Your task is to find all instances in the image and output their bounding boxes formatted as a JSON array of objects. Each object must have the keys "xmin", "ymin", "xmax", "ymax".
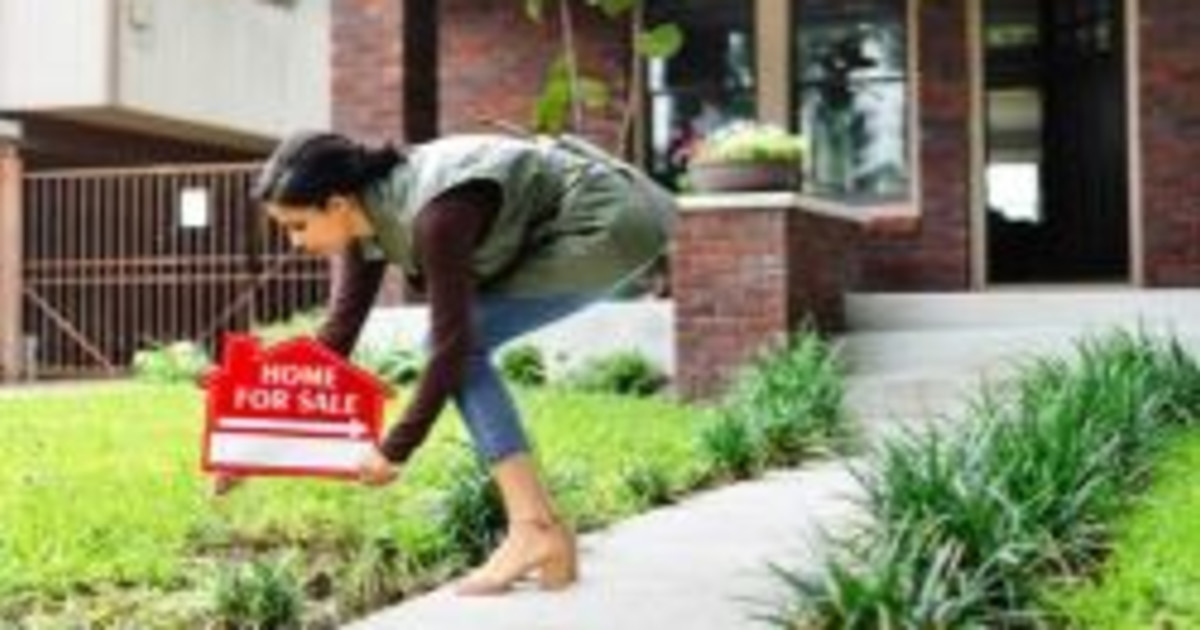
[
  {"xmin": 772, "ymin": 330, "xmax": 1200, "ymax": 629},
  {"xmin": 697, "ymin": 331, "xmax": 848, "ymax": 480}
]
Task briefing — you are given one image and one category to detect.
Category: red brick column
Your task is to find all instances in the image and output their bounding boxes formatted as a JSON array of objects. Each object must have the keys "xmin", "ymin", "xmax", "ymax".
[
  {"xmin": 331, "ymin": 0, "xmax": 409, "ymax": 305},
  {"xmin": 332, "ymin": 0, "xmax": 404, "ymax": 145},
  {"xmin": 674, "ymin": 196, "xmax": 861, "ymax": 400},
  {"xmin": 0, "ymin": 141, "xmax": 24, "ymax": 382},
  {"xmin": 1140, "ymin": 0, "xmax": 1200, "ymax": 285}
]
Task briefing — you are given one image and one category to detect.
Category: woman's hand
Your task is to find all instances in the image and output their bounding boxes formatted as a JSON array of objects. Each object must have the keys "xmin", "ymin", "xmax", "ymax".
[{"xmin": 358, "ymin": 448, "xmax": 400, "ymax": 487}]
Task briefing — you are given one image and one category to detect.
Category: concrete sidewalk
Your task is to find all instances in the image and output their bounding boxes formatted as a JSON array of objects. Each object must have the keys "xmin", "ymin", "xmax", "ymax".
[{"xmin": 344, "ymin": 462, "xmax": 864, "ymax": 630}]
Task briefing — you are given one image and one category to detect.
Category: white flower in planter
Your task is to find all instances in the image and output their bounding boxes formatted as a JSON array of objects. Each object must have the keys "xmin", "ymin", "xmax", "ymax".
[{"xmin": 688, "ymin": 122, "xmax": 806, "ymax": 193}]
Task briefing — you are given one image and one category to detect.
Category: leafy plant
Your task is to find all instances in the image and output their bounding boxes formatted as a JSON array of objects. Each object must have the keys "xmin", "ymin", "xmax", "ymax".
[
  {"xmin": 210, "ymin": 555, "xmax": 304, "ymax": 630},
  {"xmin": 620, "ymin": 461, "xmax": 675, "ymax": 508},
  {"xmin": 697, "ymin": 409, "xmax": 761, "ymax": 482},
  {"xmin": 432, "ymin": 454, "xmax": 508, "ymax": 566},
  {"xmin": 132, "ymin": 341, "xmax": 211, "ymax": 384},
  {"xmin": 721, "ymin": 333, "xmax": 848, "ymax": 467},
  {"xmin": 500, "ymin": 344, "xmax": 548, "ymax": 387},
  {"xmin": 252, "ymin": 309, "xmax": 324, "ymax": 345},
  {"xmin": 522, "ymin": 0, "xmax": 683, "ymax": 139},
  {"xmin": 691, "ymin": 122, "xmax": 806, "ymax": 166},
  {"xmin": 336, "ymin": 537, "xmax": 405, "ymax": 617},
  {"xmin": 353, "ymin": 346, "xmax": 425, "ymax": 387},
  {"xmin": 773, "ymin": 330, "xmax": 1200, "ymax": 628},
  {"xmin": 565, "ymin": 350, "xmax": 666, "ymax": 397},
  {"xmin": 695, "ymin": 332, "xmax": 848, "ymax": 481}
]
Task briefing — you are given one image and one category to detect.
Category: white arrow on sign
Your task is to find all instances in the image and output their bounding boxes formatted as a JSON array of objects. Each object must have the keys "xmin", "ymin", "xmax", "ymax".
[{"xmin": 218, "ymin": 416, "xmax": 370, "ymax": 439}]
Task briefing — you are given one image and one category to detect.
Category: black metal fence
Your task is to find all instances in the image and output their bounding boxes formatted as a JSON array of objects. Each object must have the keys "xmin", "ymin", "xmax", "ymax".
[{"xmin": 21, "ymin": 163, "xmax": 329, "ymax": 379}]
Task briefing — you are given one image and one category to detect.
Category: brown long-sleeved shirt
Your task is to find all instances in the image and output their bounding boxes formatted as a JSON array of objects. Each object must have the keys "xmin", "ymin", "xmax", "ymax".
[{"xmin": 316, "ymin": 182, "xmax": 501, "ymax": 464}]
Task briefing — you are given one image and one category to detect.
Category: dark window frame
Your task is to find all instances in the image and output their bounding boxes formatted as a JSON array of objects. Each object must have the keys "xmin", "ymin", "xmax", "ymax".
[
  {"xmin": 792, "ymin": 0, "xmax": 913, "ymax": 204},
  {"xmin": 641, "ymin": 0, "xmax": 759, "ymax": 190}
]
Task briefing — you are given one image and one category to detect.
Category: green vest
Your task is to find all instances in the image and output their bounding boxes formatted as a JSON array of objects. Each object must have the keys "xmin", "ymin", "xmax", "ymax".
[{"xmin": 360, "ymin": 134, "xmax": 675, "ymax": 296}]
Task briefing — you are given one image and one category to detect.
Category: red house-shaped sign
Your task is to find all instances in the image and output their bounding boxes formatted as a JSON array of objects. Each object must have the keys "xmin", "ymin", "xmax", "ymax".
[{"xmin": 202, "ymin": 334, "xmax": 389, "ymax": 480}]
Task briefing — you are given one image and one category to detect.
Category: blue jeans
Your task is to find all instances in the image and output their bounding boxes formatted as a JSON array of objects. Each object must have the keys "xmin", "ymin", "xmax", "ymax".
[{"xmin": 448, "ymin": 293, "xmax": 599, "ymax": 462}]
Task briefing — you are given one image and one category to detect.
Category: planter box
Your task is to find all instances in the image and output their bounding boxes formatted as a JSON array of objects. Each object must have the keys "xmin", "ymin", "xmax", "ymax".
[{"xmin": 688, "ymin": 161, "xmax": 802, "ymax": 193}]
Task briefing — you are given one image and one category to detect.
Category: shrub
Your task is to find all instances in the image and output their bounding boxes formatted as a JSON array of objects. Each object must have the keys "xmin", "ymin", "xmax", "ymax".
[
  {"xmin": 253, "ymin": 310, "xmax": 324, "ymax": 345},
  {"xmin": 721, "ymin": 333, "xmax": 848, "ymax": 466},
  {"xmin": 620, "ymin": 461, "xmax": 676, "ymax": 509},
  {"xmin": 431, "ymin": 454, "xmax": 507, "ymax": 566},
  {"xmin": 697, "ymin": 409, "xmax": 762, "ymax": 482},
  {"xmin": 499, "ymin": 344, "xmax": 547, "ymax": 387},
  {"xmin": 210, "ymin": 555, "xmax": 304, "ymax": 630},
  {"xmin": 353, "ymin": 346, "xmax": 424, "ymax": 387},
  {"xmin": 336, "ymin": 537, "xmax": 403, "ymax": 617},
  {"xmin": 566, "ymin": 351, "xmax": 667, "ymax": 397},
  {"xmin": 132, "ymin": 341, "xmax": 211, "ymax": 384},
  {"xmin": 696, "ymin": 331, "xmax": 847, "ymax": 479},
  {"xmin": 773, "ymin": 330, "xmax": 1200, "ymax": 628}
]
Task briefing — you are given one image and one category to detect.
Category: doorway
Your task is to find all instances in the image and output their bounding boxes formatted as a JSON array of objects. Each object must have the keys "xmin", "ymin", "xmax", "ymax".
[{"xmin": 981, "ymin": 0, "xmax": 1130, "ymax": 284}]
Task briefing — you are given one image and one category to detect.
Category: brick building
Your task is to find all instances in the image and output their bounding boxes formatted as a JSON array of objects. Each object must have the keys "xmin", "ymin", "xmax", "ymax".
[
  {"xmin": 336, "ymin": 0, "xmax": 1200, "ymax": 291},
  {"xmin": 336, "ymin": 0, "xmax": 1200, "ymax": 397}
]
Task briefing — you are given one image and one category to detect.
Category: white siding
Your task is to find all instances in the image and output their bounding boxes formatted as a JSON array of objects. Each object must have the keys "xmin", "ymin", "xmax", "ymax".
[
  {"xmin": 0, "ymin": 0, "xmax": 114, "ymax": 109},
  {"xmin": 115, "ymin": 0, "xmax": 330, "ymax": 138},
  {"xmin": 0, "ymin": 0, "xmax": 329, "ymax": 142}
]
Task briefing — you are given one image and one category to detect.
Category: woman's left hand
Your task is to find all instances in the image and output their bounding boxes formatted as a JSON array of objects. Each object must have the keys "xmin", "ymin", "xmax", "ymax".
[{"xmin": 358, "ymin": 448, "xmax": 400, "ymax": 487}]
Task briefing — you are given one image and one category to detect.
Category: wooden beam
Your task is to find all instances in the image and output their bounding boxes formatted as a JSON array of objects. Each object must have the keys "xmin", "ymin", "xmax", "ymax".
[
  {"xmin": 756, "ymin": 0, "xmax": 792, "ymax": 129},
  {"xmin": 0, "ymin": 141, "xmax": 24, "ymax": 382}
]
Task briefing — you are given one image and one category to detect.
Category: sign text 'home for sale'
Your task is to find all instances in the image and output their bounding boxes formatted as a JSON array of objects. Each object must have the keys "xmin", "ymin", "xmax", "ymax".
[{"xmin": 202, "ymin": 335, "xmax": 389, "ymax": 479}]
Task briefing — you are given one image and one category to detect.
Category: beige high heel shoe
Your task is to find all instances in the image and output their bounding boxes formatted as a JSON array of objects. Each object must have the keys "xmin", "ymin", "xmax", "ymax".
[{"xmin": 455, "ymin": 518, "xmax": 578, "ymax": 596}]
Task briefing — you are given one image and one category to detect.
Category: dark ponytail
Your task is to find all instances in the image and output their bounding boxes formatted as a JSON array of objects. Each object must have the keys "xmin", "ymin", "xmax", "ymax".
[{"xmin": 253, "ymin": 131, "xmax": 403, "ymax": 208}]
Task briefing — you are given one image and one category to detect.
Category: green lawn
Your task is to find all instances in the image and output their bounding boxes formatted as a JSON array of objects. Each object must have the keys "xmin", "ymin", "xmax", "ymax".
[
  {"xmin": 1052, "ymin": 430, "xmax": 1200, "ymax": 628},
  {"xmin": 0, "ymin": 382, "xmax": 702, "ymax": 619}
]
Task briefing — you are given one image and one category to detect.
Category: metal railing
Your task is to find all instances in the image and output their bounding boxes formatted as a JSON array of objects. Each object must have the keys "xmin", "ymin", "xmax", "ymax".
[{"xmin": 21, "ymin": 163, "xmax": 329, "ymax": 379}]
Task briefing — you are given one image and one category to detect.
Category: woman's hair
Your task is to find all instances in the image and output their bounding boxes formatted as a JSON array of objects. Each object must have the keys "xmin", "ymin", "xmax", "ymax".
[{"xmin": 252, "ymin": 131, "xmax": 403, "ymax": 207}]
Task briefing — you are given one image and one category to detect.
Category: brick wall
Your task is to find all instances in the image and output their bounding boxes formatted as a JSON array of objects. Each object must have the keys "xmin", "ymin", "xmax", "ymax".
[
  {"xmin": 332, "ymin": 0, "xmax": 404, "ymax": 144},
  {"xmin": 332, "ymin": 0, "xmax": 629, "ymax": 148},
  {"xmin": 674, "ymin": 202, "xmax": 860, "ymax": 401},
  {"xmin": 440, "ymin": 0, "xmax": 629, "ymax": 148},
  {"xmin": 1140, "ymin": 0, "xmax": 1200, "ymax": 285},
  {"xmin": 858, "ymin": 2, "xmax": 973, "ymax": 291}
]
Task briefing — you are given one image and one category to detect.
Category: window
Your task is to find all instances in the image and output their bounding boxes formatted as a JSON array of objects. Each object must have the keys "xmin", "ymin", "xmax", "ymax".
[
  {"xmin": 794, "ymin": 0, "xmax": 910, "ymax": 202},
  {"xmin": 644, "ymin": 0, "xmax": 756, "ymax": 189}
]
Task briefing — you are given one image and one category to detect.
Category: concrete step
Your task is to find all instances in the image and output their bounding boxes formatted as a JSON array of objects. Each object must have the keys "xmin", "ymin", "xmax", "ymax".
[
  {"xmin": 847, "ymin": 289, "xmax": 1200, "ymax": 332},
  {"xmin": 835, "ymin": 292, "xmax": 1200, "ymax": 440},
  {"xmin": 836, "ymin": 326, "xmax": 1200, "ymax": 378},
  {"xmin": 844, "ymin": 372, "xmax": 988, "ymax": 423},
  {"xmin": 836, "ymin": 327, "xmax": 1081, "ymax": 377}
]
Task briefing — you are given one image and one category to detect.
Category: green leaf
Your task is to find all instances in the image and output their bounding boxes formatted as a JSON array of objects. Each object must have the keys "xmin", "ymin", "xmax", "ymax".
[
  {"xmin": 635, "ymin": 23, "xmax": 684, "ymax": 59},
  {"xmin": 589, "ymin": 0, "xmax": 638, "ymax": 18},
  {"xmin": 578, "ymin": 76, "xmax": 611, "ymax": 109},
  {"xmin": 534, "ymin": 75, "xmax": 572, "ymax": 134}
]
